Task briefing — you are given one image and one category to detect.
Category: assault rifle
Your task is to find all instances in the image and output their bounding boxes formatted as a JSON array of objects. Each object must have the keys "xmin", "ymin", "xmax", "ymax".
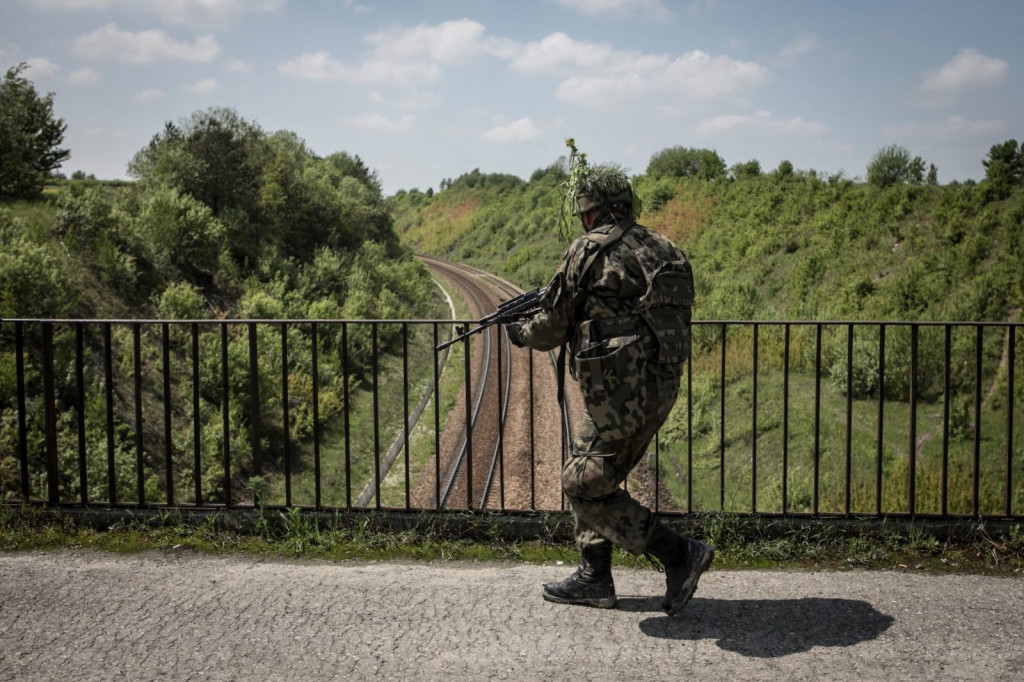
[{"xmin": 436, "ymin": 287, "xmax": 543, "ymax": 351}]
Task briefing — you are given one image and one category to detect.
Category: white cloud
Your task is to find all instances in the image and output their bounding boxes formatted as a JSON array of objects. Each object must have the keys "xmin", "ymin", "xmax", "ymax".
[
  {"xmin": 27, "ymin": 0, "xmax": 284, "ymax": 27},
  {"xmin": 774, "ymin": 34, "xmax": 818, "ymax": 66},
  {"xmin": 883, "ymin": 116, "xmax": 1007, "ymax": 138},
  {"xmin": 554, "ymin": 0, "xmax": 673, "ymax": 20},
  {"xmin": 25, "ymin": 57, "xmax": 59, "ymax": 78},
  {"xmin": 73, "ymin": 24, "xmax": 220, "ymax": 63},
  {"xmin": 135, "ymin": 88, "xmax": 166, "ymax": 101},
  {"xmin": 226, "ymin": 60, "xmax": 251, "ymax": 73},
  {"xmin": 280, "ymin": 50, "xmax": 439, "ymax": 84},
  {"xmin": 69, "ymin": 66, "xmax": 100, "ymax": 85},
  {"xmin": 694, "ymin": 110, "xmax": 826, "ymax": 136},
  {"xmin": 280, "ymin": 19, "xmax": 515, "ymax": 86},
  {"xmin": 481, "ymin": 118, "xmax": 542, "ymax": 143},
  {"xmin": 921, "ymin": 48, "xmax": 1008, "ymax": 94},
  {"xmin": 510, "ymin": 32, "xmax": 768, "ymax": 107},
  {"xmin": 557, "ymin": 49, "xmax": 769, "ymax": 106},
  {"xmin": 184, "ymin": 78, "xmax": 219, "ymax": 93},
  {"xmin": 511, "ymin": 33, "xmax": 616, "ymax": 73},
  {"xmin": 346, "ymin": 113, "xmax": 416, "ymax": 132},
  {"xmin": 338, "ymin": 0, "xmax": 372, "ymax": 13}
]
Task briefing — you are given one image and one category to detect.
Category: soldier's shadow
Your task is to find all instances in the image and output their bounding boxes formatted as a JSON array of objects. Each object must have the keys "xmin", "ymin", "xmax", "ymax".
[{"xmin": 616, "ymin": 596, "xmax": 894, "ymax": 657}]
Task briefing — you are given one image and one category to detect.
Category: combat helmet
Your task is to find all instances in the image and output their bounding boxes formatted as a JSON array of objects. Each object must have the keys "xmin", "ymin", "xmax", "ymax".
[{"xmin": 574, "ymin": 164, "xmax": 636, "ymax": 215}]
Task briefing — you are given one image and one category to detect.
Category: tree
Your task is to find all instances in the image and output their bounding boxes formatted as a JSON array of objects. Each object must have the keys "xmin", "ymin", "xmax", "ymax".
[
  {"xmin": 0, "ymin": 63, "xmax": 71, "ymax": 199},
  {"xmin": 647, "ymin": 146, "xmax": 727, "ymax": 180},
  {"xmin": 730, "ymin": 159, "xmax": 762, "ymax": 179},
  {"xmin": 982, "ymin": 139, "xmax": 1022, "ymax": 200},
  {"xmin": 866, "ymin": 144, "xmax": 926, "ymax": 188},
  {"xmin": 128, "ymin": 107, "xmax": 264, "ymax": 219}
]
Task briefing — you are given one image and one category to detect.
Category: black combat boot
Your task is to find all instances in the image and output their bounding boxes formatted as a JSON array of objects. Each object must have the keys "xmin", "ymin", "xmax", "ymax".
[
  {"xmin": 646, "ymin": 523, "xmax": 714, "ymax": 616},
  {"xmin": 542, "ymin": 544, "xmax": 616, "ymax": 609}
]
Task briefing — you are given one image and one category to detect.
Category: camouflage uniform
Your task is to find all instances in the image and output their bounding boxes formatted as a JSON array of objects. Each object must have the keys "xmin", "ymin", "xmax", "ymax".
[{"xmin": 520, "ymin": 216, "xmax": 693, "ymax": 555}]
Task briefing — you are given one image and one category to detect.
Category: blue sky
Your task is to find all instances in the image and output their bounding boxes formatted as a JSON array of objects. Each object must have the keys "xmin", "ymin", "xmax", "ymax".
[{"xmin": 3, "ymin": 0, "xmax": 1021, "ymax": 195}]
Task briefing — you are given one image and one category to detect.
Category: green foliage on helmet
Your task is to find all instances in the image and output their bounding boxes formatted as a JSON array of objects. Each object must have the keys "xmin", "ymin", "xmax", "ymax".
[{"xmin": 558, "ymin": 138, "xmax": 643, "ymax": 238}]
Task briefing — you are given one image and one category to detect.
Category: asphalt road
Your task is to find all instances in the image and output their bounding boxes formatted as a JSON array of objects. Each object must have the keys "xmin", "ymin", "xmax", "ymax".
[{"xmin": 1, "ymin": 550, "xmax": 1021, "ymax": 681}]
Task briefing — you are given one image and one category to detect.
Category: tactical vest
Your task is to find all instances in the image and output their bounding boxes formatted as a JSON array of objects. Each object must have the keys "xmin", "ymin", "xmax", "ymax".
[{"xmin": 574, "ymin": 221, "xmax": 693, "ymax": 368}]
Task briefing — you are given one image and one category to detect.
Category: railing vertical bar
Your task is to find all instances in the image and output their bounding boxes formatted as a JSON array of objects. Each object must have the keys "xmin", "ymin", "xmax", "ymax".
[
  {"xmin": 528, "ymin": 348, "xmax": 536, "ymax": 511},
  {"xmin": 973, "ymin": 325, "xmax": 983, "ymax": 517},
  {"xmin": 496, "ymin": 330, "xmax": 505, "ymax": 511},
  {"xmin": 104, "ymin": 323, "xmax": 116, "ymax": 504},
  {"xmin": 281, "ymin": 322, "xmax": 291, "ymax": 507},
  {"xmin": 42, "ymin": 323, "xmax": 59, "ymax": 506},
  {"xmin": 192, "ymin": 324, "xmax": 202, "ymax": 507},
  {"xmin": 220, "ymin": 323, "xmax": 232, "ymax": 507},
  {"xmin": 687, "ymin": 337, "xmax": 693, "ymax": 514},
  {"xmin": 941, "ymin": 325, "xmax": 952, "ymax": 517},
  {"xmin": 133, "ymin": 323, "xmax": 144, "ymax": 504},
  {"xmin": 876, "ymin": 325, "xmax": 886, "ymax": 515},
  {"xmin": 162, "ymin": 323, "xmax": 174, "ymax": 506},
  {"xmin": 248, "ymin": 323, "xmax": 261, "ymax": 500},
  {"xmin": 463, "ymin": 334, "xmax": 474, "ymax": 510},
  {"xmin": 908, "ymin": 324, "xmax": 919, "ymax": 516},
  {"xmin": 845, "ymin": 323, "xmax": 853, "ymax": 515},
  {"xmin": 782, "ymin": 323, "xmax": 790, "ymax": 516},
  {"xmin": 751, "ymin": 324, "xmax": 758, "ymax": 513},
  {"xmin": 15, "ymin": 322, "xmax": 30, "ymax": 501},
  {"xmin": 654, "ymin": 430, "xmax": 661, "ymax": 513},
  {"xmin": 813, "ymin": 323, "xmax": 822, "ymax": 515},
  {"xmin": 719, "ymin": 323, "xmax": 726, "ymax": 511},
  {"xmin": 434, "ymin": 324, "xmax": 442, "ymax": 509},
  {"xmin": 1005, "ymin": 325, "xmax": 1015, "ymax": 517},
  {"xmin": 342, "ymin": 322, "xmax": 351, "ymax": 510},
  {"xmin": 75, "ymin": 324, "xmax": 88, "ymax": 504},
  {"xmin": 372, "ymin": 324, "xmax": 381, "ymax": 510},
  {"xmin": 311, "ymin": 323, "xmax": 321, "ymax": 509},
  {"xmin": 403, "ymin": 323, "xmax": 411, "ymax": 511}
]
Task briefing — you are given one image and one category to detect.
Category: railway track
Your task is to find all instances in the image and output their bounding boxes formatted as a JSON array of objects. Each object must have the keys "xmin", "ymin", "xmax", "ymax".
[{"xmin": 419, "ymin": 257, "xmax": 572, "ymax": 511}]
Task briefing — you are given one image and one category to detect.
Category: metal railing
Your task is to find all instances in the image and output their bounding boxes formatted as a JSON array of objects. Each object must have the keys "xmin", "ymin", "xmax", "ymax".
[{"xmin": 1, "ymin": 317, "xmax": 1021, "ymax": 520}]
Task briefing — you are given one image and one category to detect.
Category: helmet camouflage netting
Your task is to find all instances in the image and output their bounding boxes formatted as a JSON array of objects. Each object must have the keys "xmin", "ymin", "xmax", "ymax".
[{"xmin": 559, "ymin": 138, "xmax": 643, "ymax": 238}]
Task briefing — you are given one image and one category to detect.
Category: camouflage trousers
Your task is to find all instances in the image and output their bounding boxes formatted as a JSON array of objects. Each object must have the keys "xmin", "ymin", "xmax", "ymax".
[{"xmin": 561, "ymin": 365, "xmax": 680, "ymax": 555}]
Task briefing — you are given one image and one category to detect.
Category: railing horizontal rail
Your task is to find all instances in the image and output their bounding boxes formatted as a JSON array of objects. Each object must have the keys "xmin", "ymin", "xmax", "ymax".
[{"xmin": 1, "ymin": 317, "xmax": 1020, "ymax": 521}]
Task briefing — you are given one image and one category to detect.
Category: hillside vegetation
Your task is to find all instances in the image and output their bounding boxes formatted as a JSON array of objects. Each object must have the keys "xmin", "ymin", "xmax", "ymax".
[
  {"xmin": 392, "ymin": 146, "xmax": 1023, "ymax": 325},
  {"xmin": 1, "ymin": 107, "xmax": 442, "ymax": 505},
  {"xmin": 391, "ymin": 143, "xmax": 1024, "ymax": 516}
]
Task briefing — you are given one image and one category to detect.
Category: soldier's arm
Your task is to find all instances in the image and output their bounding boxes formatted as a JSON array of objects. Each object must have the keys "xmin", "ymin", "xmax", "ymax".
[{"xmin": 519, "ymin": 238, "xmax": 592, "ymax": 351}]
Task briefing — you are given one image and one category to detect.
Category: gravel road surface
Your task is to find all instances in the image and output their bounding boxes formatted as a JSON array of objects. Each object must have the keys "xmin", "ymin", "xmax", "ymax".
[{"xmin": 1, "ymin": 550, "xmax": 1021, "ymax": 681}]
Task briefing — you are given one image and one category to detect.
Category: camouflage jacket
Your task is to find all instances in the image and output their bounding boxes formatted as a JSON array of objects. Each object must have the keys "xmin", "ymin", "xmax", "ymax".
[{"xmin": 520, "ymin": 218, "xmax": 692, "ymax": 370}]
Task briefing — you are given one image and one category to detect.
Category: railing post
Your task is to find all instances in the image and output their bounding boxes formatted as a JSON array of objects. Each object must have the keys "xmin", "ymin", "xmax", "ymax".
[
  {"xmin": 311, "ymin": 322, "xmax": 322, "ymax": 509},
  {"xmin": 751, "ymin": 324, "xmax": 759, "ymax": 513},
  {"xmin": 813, "ymin": 324, "xmax": 822, "ymax": 515},
  {"xmin": 104, "ymin": 322, "xmax": 116, "ymax": 505},
  {"xmin": 15, "ymin": 322, "xmax": 30, "ymax": 501},
  {"xmin": 133, "ymin": 323, "xmax": 144, "ymax": 504},
  {"xmin": 876, "ymin": 324, "xmax": 886, "ymax": 515},
  {"xmin": 162, "ymin": 322, "xmax": 174, "ymax": 506},
  {"xmin": 781, "ymin": 323, "xmax": 790, "ymax": 516},
  {"xmin": 908, "ymin": 324, "xmax": 919, "ymax": 516},
  {"xmin": 281, "ymin": 322, "xmax": 291, "ymax": 507},
  {"xmin": 192, "ymin": 323, "xmax": 202, "ymax": 506},
  {"xmin": 75, "ymin": 324, "xmax": 88, "ymax": 504},
  {"xmin": 973, "ymin": 325, "xmax": 983, "ymax": 517},
  {"xmin": 248, "ymin": 323, "xmax": 261, "ymax": 491},
  {"xmin": 1006, "ymin": 325, "xmax": 1016, "ymax": 518},
  {"xmin": 42, "ymin": 323, "xmax": 59, "ymax": 506},
  {"xmin": 719, "ymin": 323, "xmax": 726, "ymax": 511},
  {"xmin": 220, "ymin": 323, "xmax": 232, "ymax": 506}
]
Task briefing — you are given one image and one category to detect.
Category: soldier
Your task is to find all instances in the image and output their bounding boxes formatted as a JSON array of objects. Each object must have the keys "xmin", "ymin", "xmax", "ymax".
[{"xmin": 506, "ymin": 163, "xmax": 713, "ymax": 615}]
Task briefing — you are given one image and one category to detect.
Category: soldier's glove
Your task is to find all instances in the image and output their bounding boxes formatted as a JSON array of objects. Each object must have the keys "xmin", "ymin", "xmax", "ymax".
[{"xmin": 505, "ymin": 321, "xmax": 527, "ymax": 348}]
